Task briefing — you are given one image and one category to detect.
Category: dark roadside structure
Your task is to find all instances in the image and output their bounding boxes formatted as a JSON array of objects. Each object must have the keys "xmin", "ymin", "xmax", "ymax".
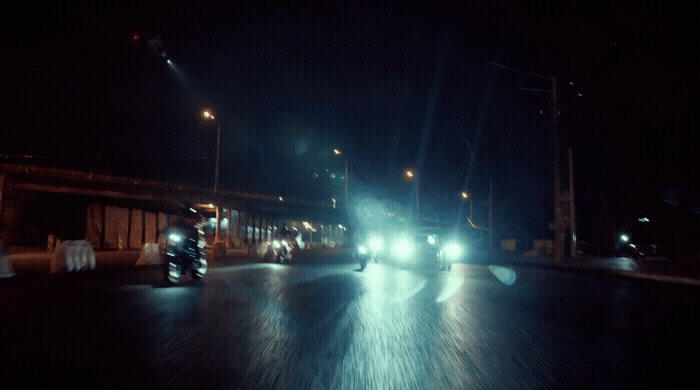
[{"xmin": 0, "ymin": 163, "xmax": 347, "ymax": 266}]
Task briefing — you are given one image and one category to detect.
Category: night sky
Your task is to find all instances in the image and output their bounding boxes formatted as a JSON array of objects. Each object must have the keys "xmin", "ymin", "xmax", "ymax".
[{"xmin": 2, "ymin": 2, "xmax": 698, "ymax": 244}]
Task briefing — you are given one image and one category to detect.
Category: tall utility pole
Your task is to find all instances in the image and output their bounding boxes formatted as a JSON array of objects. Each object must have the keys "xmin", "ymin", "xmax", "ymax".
[
  {"xmin": 552, "ymin": 76, "xmax": 564, "ymax": 263},
  {"xmin": 486, "ymin": 62, "xmax": 565, "ymax": 264}
]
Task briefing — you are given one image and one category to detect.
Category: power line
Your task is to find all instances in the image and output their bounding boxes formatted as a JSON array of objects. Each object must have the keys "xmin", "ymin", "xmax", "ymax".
[{"xmin": 485, "ymin": 61, "xmax": 552, "ymax": 81}]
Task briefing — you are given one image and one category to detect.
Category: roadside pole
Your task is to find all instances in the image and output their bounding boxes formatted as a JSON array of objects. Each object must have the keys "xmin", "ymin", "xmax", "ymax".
[
  {"xmin": 552, "ymin": 76, "xmax": 565, "ymax": 264},
  {"xmin": 485, "ymin": 62, "xmax": 565, "ymax": 264},
  {"xmin": 214, "ymin": 123, "xmax": 221, "ymax": 244},
  {"xmin": 568, "ymin": 147, "xmax": 577, "ymax": 259},
  {"xmin": 344, "ymin": 159, "xmax": 348, "ymax": 207},
  {"xmin": 488, "ymin": 180, "xmax": 493, "ymax": 261}
]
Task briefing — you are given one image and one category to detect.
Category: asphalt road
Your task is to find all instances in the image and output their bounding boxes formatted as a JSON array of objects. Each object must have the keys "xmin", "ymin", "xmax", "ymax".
[{"xmin": 2, "ymin": 259, "xmax": 699, "ymax": 389}]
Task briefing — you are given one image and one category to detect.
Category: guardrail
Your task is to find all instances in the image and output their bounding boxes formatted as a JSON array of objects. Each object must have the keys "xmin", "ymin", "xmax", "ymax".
[
  {"xmin": 135, "ymin": 243, "xmax": 162, "ymax": 265},
  {"xmin": 50, "ymin": 240, "xmax": 96, "ymax": 273},
  {"xmin": 0, "ymin": 244, "xmax": 14, "ymax": 278}
]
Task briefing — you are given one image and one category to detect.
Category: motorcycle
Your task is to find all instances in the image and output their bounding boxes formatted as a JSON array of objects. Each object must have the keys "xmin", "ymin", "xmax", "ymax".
[
  {"xmin": 354, "ymin": 245, "xmax": 371, "ymax": 271},
  {"xmin": 353, "ymin": 235, "xmax": 384, "ymax": 271},
  {"xmin": 271, "ymin": 238, "xmax": 294, "ymax": 263},
  {"xmin": 163, "ymin": 222, "xmax": 208, "ymax": 285}
]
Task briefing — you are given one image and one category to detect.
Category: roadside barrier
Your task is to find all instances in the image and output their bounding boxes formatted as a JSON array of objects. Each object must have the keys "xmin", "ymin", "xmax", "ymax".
[
  {"xmin": 0, "ymin": 244, "xmax": 14, "ymax": 278},
  {"xmin": 136, "ymin": 243, "xmax": 162, "ymax": 265},
  {"xmin": 51, "ymin": 240, "xmax": 96, "ymax": 273}
]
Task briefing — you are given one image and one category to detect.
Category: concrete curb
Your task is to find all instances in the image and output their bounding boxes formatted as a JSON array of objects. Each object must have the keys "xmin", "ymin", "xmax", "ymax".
[
  {"xmin": 499, "ymin": 257, "xmax": 700, "ymax": 286},
  {"xmin": 6, "ymin": 248, "xmax": 700, "ymax": 286},
  {"xmin": 598, "ymin": 269, "xmax": 700, "ymax": 286}
]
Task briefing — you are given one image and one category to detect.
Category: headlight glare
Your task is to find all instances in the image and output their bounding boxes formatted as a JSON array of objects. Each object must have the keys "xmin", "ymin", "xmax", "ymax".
[
  {"xmin": 392, "ymin": 238, "xmax": 415, "ymax": 259},
  {"xmin": 358, "ymin": 245, "xmax": 368, "ymax": 255},
  {"xmin": 443, "ymin": 242, "xmax": 463, "ymax": 260},
  {"xmin": 368, "ymin": 237, "xmax": 384, "ymax": 252}
]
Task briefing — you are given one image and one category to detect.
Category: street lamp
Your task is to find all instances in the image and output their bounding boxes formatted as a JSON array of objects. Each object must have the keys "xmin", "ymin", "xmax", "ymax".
[
  {"xmin": 405, "ymin": 169, "xmax": 420, "ymax": 218},
  {"xmin": 202, "ymin": 109, "xmax": 222, "ymax": 242},
  {"xmin": 333, "ymin": 148, "xmax": 348, "ymax": 207},
  {"xmin": 460, "ymin": 191, "xmax": 473, "ymax": 220}
]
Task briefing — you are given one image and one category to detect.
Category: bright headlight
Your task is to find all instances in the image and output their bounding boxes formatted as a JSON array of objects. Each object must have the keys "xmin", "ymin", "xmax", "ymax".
[
  {"xmin": 358, "ymin": 245, "xmax": 368, "ymax": 255},
  {"xmin": 443, "ymin": 242, "xmax": 463, "ymax": 260},
  {"xmin": 392, "ymin": 238, "xmax": 415, "ymax": 259},
  {"xmin": 368, "ymin": 237, "xmax": 384, "ymax": 252},
  {"xmin": 273, "ymin": 240, "xmax": 281, "ymax": 249},
  {"xmin": 168, "ymin": 233, "xmax": 182, "ymax": 243},
  {"xmin": 427, "ymin": 235, "xmax": 436, "ymax": 245}
]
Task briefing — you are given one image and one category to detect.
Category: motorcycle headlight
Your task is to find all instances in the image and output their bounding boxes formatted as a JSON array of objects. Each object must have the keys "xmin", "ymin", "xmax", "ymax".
[
  {"xmin": 368, "ymin": 236, "xmax": 384, "ymax": 252},
  {"xmin": 273, "ymin": 240, "xmax": 282, "ymax": 249},
  {"xmin": 443, "ymin": 242, "xmax": 463, "ymax": 260},
  {"xmin": 392, "ymin": 238, "xmax": 415, "ymax": 260},
  {"xmin": 168, "ymin": 233, "xmax": 183, "ymax": 244},
  {"xmin": 358, "ymin": 245, "xmax": 368, "ymax": 255},
  {"xmin": 427, "ymin": 235, "xmax": 436, "ymax": 245}
]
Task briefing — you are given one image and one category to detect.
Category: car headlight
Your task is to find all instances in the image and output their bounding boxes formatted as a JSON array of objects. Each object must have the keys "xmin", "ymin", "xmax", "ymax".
[
  {"xmin": 392, "ymin": 238, "xmax": 415, "ymax": 259},
  {"xmin": 427, "ymin": 235, "xmax": 436, "ymax": 245},
  {"xmin": 273, "ymin": 240, "xmax": 281, "ymax": 249},
  {"xmin": 443, "ymin": 242, "xmax": 463, "ymax": 260},
  {"xmin": 368, "ymin": 236, "xmax": 384, "ymax": 252},
  {"xmin": 358, "ymin": 245, "xmax": 368, "ymax": 255}
]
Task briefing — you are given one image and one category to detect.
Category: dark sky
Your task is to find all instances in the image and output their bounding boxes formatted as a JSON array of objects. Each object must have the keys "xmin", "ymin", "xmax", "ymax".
[{"xmin": 2, "ymin": 1, "xmax": 698, "ymax": 240}]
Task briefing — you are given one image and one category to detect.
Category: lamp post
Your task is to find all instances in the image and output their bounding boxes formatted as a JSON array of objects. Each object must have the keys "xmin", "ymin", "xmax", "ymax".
[
  {"xmin": 203, "ymin": 109, "xmax": 222, "ymax": 242},
  {"xmin": 460, "ymin": 191, "xmax": 473, "ymax": 220},
  {"xmin": 333, "ymin": 148, "xmax": 348, "ymax": 207},
  {"xmin": 405, "ymin": 169, "xmax": 420, "ymax": 218}
]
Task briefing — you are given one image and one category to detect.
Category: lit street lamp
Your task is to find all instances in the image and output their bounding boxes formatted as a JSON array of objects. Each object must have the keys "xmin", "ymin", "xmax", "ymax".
[
  {"xmin": 333, "ymin": 148, "xmax": 348, "ymax": 207},
  {"xmin": 460, "ymin": 191, "xmax": 473, "ymax": 220},
  {"xmin": 202, "ymin": 109, "xmax": 222, "ymax": 242},
  {"xmin": 405, "ymin": 169, "xmax": 420, "ymax": 218}
]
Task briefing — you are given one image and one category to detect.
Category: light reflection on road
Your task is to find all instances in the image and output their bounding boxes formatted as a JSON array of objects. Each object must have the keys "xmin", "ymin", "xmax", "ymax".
[
  {"xmin": 435, "ymin": 275, "xmax": 464, "ymax": 303},
  {"xmin": 336, "ymin": 264, "xmax": 434, "ymax": 389},
  {"xmin": 123, "ymin": 263, "xmax": 552, "ymax": 388},
  {"xmin": 488, "ymin": 265, "xmax": 517, "ymax": 285}
]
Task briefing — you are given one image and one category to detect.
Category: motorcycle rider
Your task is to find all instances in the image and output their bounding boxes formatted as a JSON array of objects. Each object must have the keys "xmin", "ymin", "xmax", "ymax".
[
  {"xmin": 163, "ymin": 203, "xmax": 207, "ymax": 284},
  {"xmin": 276, "ymin": 223, "xmax": 295, "ymax": 262}
]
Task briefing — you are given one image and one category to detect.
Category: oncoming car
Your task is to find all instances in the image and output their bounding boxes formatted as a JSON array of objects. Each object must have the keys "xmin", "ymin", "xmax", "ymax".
[{"xmin": 355, "ymin": 225, "xmax": 465, "ymax": 271}]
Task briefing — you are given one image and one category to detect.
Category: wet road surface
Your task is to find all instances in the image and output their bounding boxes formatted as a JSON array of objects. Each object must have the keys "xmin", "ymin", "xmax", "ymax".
[{"xmin": 2, "ymin": 260, "xmax": 699, "ymax": 389}]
